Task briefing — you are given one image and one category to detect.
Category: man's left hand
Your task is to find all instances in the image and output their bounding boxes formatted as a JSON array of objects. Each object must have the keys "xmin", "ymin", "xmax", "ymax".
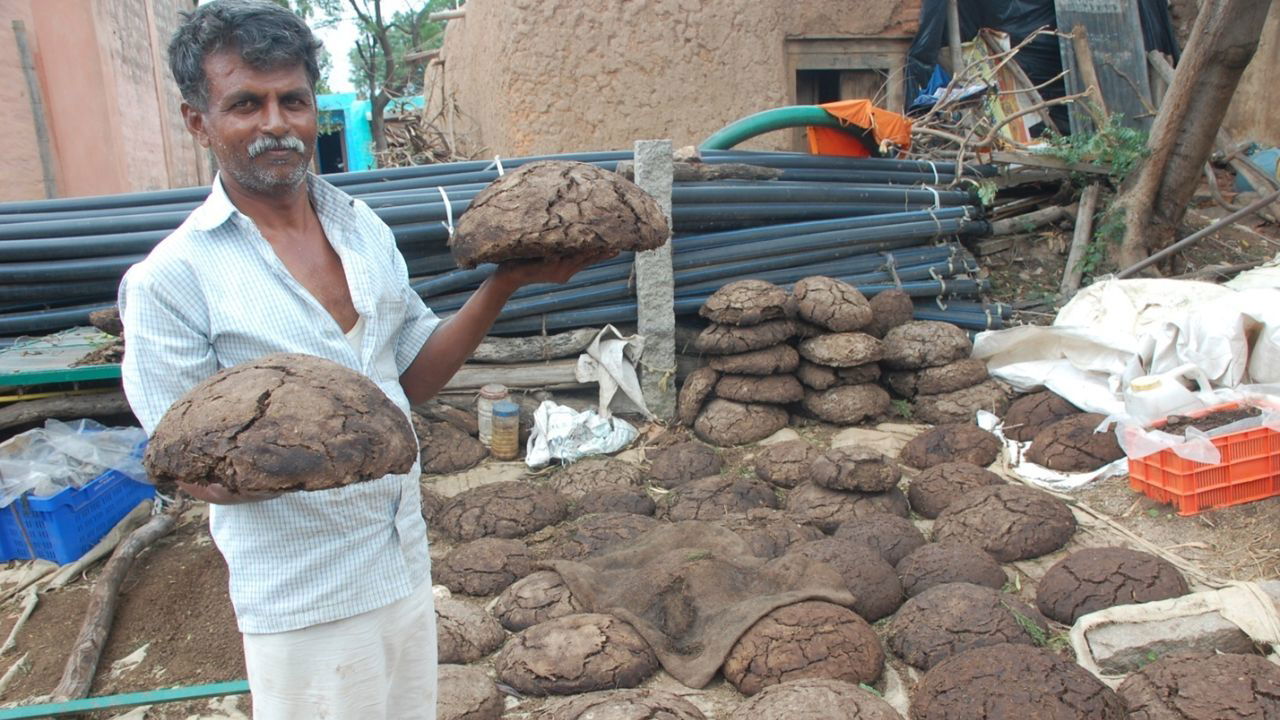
[{"xmin": 491, "ymin": 252, "xmax": 616, "ymax": 291}]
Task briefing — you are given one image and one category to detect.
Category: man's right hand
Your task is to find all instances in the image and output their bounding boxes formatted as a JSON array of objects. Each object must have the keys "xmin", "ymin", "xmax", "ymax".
[{"xmin": 177, "ymin": 480, "xmax": 281, "ymax": 505}]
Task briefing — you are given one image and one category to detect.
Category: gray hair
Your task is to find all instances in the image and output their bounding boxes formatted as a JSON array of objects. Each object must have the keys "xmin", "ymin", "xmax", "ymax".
[{"xmin": 169, "ymin": 0, "xmax": 322, "ymax": 112}]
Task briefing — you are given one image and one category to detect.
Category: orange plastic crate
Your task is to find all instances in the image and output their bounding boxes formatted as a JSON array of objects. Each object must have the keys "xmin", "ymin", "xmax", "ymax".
[{"xmin": 1128, "ymin": 416, "xmax": 1280, "ymax": 515}]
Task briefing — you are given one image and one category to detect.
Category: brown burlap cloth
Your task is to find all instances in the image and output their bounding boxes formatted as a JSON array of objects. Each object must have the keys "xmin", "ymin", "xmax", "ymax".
[{"xmin": 547, "ymin": 521, "xmax": 856, "ymax": 688}]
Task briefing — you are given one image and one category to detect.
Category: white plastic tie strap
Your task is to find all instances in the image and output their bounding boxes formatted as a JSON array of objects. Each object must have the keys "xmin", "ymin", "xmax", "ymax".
[
  {"xmin": 437, "ymin": 186, "xmax": 455, "ymax": 237},
  {"xmin": 927, "ymin": 160, "xmax": 940, "ymax": 185},
  {"xmin": 926, "ymin": 185, "xmax": 941, "ymax": 210},
  {"xmin": 882, "ymin": 252, "xmax": 903, "ymax": 289}
]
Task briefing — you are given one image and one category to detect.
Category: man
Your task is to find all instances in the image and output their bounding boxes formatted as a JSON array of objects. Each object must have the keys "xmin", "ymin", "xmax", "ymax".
[{"xmin": 119, "ymin": 1, "xmax": 601, "ymax": 717}]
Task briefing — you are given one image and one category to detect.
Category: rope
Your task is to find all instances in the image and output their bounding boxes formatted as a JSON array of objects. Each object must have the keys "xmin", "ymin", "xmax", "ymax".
[{"xmin": 436, "ymin": 186, "xmax": 455, "ymax": 237}]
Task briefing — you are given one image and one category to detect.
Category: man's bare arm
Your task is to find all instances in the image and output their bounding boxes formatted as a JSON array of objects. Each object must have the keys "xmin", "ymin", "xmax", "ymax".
[{"xmin": 399, "ymin": 254, "xmax": 608, "ymax": 405}]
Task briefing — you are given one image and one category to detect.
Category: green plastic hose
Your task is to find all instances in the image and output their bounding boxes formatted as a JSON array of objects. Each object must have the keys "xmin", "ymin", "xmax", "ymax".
[{"xmin": 699, "ymin": 106, "xmax": 871, "ymax": 152}]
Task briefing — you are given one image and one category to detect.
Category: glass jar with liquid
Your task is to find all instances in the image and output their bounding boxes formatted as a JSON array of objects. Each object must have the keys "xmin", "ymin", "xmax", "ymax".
[{"xmin": 490, "ymin": 400, "xmax": 520, "ymax": 461}]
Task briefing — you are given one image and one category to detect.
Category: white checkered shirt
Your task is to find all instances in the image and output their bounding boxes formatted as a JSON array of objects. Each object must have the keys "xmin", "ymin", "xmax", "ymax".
[{"xmin": 119, "ymin": 173, "xmax": 439, "ymax": 634}]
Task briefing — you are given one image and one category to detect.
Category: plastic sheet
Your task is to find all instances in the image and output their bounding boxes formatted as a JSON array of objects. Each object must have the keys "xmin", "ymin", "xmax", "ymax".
[
  {"xmin": 524, "ymin": 401, "xmax": 638, "ymax": 468},
  {"xmin": 0, "ymin": 419, "xmax": 147, "ymax": 506}
]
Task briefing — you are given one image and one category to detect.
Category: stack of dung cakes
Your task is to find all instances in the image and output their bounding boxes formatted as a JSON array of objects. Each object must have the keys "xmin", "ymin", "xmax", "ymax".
[
  {"xmin": 880, "ymin": 320, "xmax": 1009, "ymax": 424},
  {"xmin": 684, "ymin": 279, "xmax": 798, "ymax": 446},
  {"xmin": 791, "ymin": 277, "xmax": 891, "ymax": 426}
]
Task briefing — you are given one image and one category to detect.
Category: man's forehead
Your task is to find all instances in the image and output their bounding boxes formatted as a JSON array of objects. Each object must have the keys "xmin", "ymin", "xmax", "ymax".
[{"xmin": 204, "ymin": 50, "xmax": 310, "ymax": 92}]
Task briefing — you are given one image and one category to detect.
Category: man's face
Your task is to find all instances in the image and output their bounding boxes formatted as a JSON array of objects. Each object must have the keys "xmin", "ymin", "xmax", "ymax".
[{"xmin": 182, "ymin": 50, "xmax": 317, "ymax": 197}]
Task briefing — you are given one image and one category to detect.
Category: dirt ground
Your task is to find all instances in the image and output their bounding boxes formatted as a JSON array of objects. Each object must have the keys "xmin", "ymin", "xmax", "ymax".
[
  {"xmin": 0, "ymin": 175, "xmax": 1276, "ymax": 719},
  {"xmin": 0, "ymin": 412, "xmax": 1276, "ymax": 719}
]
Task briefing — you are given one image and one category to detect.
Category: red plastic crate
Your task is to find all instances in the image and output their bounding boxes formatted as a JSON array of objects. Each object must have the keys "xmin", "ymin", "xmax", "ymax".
[{"xmin": 1128, "ymin": 406, "xmax": 1280, "ymax": 516}]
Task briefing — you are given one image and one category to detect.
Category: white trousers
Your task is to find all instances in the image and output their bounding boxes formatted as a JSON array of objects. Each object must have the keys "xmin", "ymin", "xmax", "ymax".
[{"xmin": 242, "ymin": 581, "xmax": 437, "ymax": 720}]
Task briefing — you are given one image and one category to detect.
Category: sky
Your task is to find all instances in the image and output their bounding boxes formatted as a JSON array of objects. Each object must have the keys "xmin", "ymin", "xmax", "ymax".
[{"xmin": 311, "ymin": 0, "xmax": 435, "ymax": 94}]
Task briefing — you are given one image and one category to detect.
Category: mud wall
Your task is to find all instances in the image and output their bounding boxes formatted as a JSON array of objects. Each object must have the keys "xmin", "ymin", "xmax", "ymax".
[
  {"xmin": 0, "ymin": 0, "xmax": 45, "ymax": 201},
  {"xmin": 431, "ymin": 0, "xmax": 920, "ymax": 157}
]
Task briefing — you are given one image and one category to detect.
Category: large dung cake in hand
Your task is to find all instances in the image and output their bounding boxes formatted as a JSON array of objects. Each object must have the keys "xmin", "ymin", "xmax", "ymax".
[
  {"xmin": 450, "ymin": 160, "xmax": 669, "ymax": 268},
  {"xmin": 144, "ymin": 353, "xmax": 417, "ymax": 494}
]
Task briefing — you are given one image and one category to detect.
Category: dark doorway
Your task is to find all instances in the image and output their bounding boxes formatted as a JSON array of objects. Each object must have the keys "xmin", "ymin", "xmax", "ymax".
[
  {"xmin": 796, "ymin": 69, "xmax": 843, "ymax": 105},
  {"xmin": 316, "ymin": 128, "xmax": 347, "ymax": 174}
]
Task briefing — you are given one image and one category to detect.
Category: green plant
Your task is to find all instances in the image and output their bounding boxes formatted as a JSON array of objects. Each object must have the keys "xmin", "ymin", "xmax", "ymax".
[
  {"xmin": 859, "ymin": 683, "xmax": 883, "ymax": 697},
  {"xmin": 1044, "ymin": 115, "xmax": 1150, "ymax": 185},
  {"xmin": 685, "ymin": 549, "xmax": 711, "ymax": 562},
  {"xmin": 891, "ymin": 399, "xmax": 913, "ymax": 420},
  {"xmin": 1002, "ymin": 601, "xmax": 1049, "ymax": 646},
  {"xmin": 1076, "ymin": 205, "xmax": 1127, "ymax": 278}
]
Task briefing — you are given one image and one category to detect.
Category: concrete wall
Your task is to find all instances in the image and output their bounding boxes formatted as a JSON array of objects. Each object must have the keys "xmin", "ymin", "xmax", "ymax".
[
  {"xmin": 430, "ymin": 0, "xmax": 920, "ymax": 157},
  {"xmin": 0, "ymin": 0, "xmax": 206, "ymax": 202}
]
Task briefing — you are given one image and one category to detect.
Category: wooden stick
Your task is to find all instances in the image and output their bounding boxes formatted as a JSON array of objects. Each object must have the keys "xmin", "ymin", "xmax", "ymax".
[
  {"xmin": 43, "ymin": 501, "xmax": 153, "ymax": 591},
  {"xmin": 0, "ymin": 590, "xmax": 37, "ymax": 655},
  {"xmin": 1071, "ymin": 25, "xmax": 1110, "ymax": 129},
  {"xmin": 1117, "ymin": 187, "xmax": 1280, "ymax": 278},
  {"xmin": 0, "ymin": 653, "xmax": 29, "ymax": 698},
  {"xmin": 50, "ymin": 506, "xmax": 180, "ymax": 703},
  {"xmin": 0, "ymin": 392, "xmax": 131, "ymax": 433},
  {"xmin": 990, "ymin": 205, "xmax": 1074, "ymax": 236},
  {"xmin": 470, "ymin": 328, "xmax": 597, "ymax": 364},
  {"xmin": 1060, "ymin": 183, "xmax": 1102, "ymax": 296}
]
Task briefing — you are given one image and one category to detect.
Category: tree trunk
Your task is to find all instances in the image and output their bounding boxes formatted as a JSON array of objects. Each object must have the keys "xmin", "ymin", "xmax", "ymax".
[
  {"xmin": 1112, "ymin": 0, "xmax": 1273, "ymax": 270},
  {"xmin": 372, "ymin": 89, "xmax": 390, "ymax": 154}
]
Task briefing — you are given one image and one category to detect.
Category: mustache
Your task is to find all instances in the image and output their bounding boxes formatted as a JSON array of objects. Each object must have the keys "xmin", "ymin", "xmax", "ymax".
[{"xmin": 247, "ymin": 135, "xmax": 306, "ymax": 158}]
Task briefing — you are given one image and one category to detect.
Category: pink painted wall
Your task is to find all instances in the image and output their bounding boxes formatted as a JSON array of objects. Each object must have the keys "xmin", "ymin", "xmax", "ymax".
[
  {"xmin": 0, "ymin": 0, "xmax": 206, "ymax": 202},
  {"xmin": 0, "ymin": 0, "xmax": 50, "ymax": 201}
]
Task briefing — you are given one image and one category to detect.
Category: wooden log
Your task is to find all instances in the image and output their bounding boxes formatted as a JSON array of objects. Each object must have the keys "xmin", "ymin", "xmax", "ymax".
[
  {"xmin": 51, "ymin": 507, "xmax": 180, "ymax": 703},
  {"xmin": 44, "ymin": 501, "xmax": 153, "ymax": 591},
  {"xmin": 443, "ymin": 359, "xmax": 581, "ymax": 391},
  {"xmin": 428, "ymin": 8, "xmax": 465, "ymax": 21},
  {"xmin": 469, "ymin": 327, "xmax": 597, "ymax": 363},
  {"xmin": 1060, "ymin": 184, "xmax": 1102, "ymax": 297},
  {"xmin": 0, "ymin": 391, "xmax": 131, "ymax": 432},
  {"xmin": 988, "ymin": 151, "xmax": 1111, "ymax": 176},
  {"xmin": 1, "ymin": 590, "xmax": 37, "ymax": 655},
  {"xmin": 1071, "ymin": 25, "xmax": 1111, "ymax": 129},
  {"xmin": 990, "ymin": 205, "xmax": 1074, "ymax": 236}
]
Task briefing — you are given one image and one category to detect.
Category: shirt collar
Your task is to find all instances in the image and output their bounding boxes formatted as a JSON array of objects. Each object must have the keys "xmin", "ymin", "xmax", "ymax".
[{"xmin": 187, "ymin": 172, "xmax": 357, "ymax": 234}]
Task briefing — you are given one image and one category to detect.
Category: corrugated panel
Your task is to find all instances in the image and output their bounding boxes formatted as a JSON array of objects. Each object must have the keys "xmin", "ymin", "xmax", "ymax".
[{"xmin": 1056, "ymin": 0, "xmax": 1155, "ymax": 134}]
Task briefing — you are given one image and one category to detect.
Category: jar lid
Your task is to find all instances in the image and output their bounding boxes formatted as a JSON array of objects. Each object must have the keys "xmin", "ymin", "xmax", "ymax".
[
  {"xmin": 479, "ymin": 383, "xmax": 509, "ymax": 399},
  {"xmin": 493, "ymin": 400, "xmax": 519, "ymax": 416}
]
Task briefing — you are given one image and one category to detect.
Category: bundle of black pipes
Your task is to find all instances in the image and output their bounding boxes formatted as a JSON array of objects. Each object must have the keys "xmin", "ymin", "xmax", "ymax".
[{"xmin": 0, "ymin": 150, "xmax": 1002, "ymax": 338}]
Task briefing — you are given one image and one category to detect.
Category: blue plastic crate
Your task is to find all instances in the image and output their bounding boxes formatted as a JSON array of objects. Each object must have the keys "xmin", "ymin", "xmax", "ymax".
[{"xmin": 0, "ymin": 465, "xmax": 154, "ymax": 565}]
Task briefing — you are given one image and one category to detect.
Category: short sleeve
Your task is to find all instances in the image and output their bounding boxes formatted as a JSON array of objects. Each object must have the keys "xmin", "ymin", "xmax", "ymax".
[{"xmin": 118, "ymin": 261, "xmax": 218, "ymax": 435}]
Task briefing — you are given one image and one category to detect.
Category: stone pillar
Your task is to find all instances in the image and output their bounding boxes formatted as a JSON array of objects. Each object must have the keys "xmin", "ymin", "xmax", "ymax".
[{"xmin": 632, "ymin": 139, "xmax": 677, "ymax": 421}]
